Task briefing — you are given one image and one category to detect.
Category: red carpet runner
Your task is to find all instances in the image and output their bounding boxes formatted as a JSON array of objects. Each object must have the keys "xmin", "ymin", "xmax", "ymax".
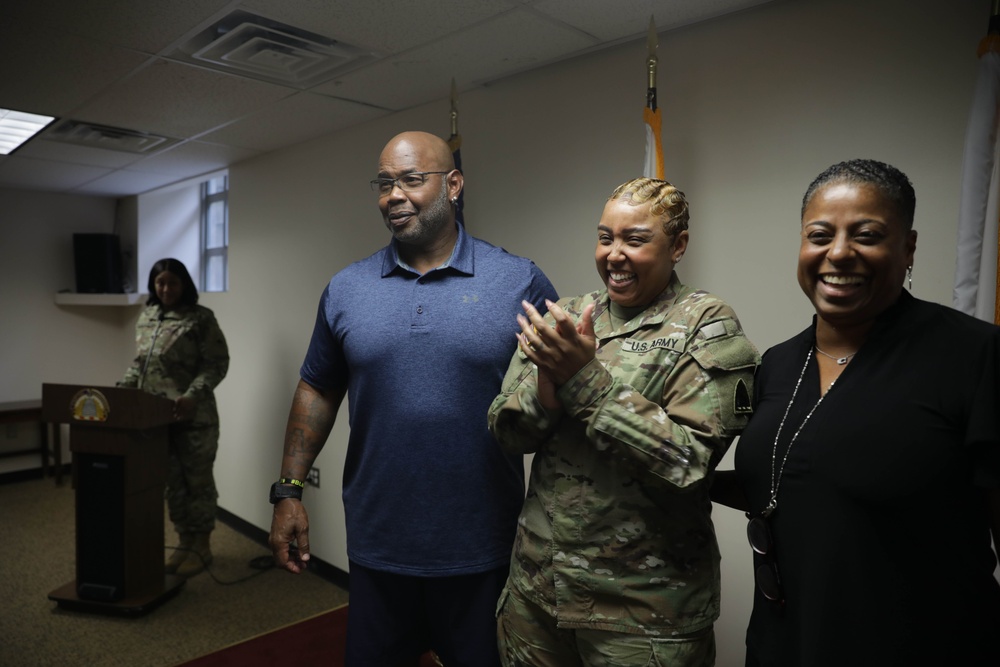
[{"xmin": 178, "ymin": 605, "xmax": 441, "ymax": 667}]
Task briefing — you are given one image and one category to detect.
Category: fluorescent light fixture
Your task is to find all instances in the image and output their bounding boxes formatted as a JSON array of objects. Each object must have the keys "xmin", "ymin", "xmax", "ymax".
[{"xmin": 0, "ymin": 108, "xmax": 56, "ymax": 155}]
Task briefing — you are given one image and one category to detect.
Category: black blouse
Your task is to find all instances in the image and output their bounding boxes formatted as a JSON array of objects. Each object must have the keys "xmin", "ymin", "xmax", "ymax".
[{"xmin": 735, "ymin": 291, "xmax": 1000, "ymax": 666}]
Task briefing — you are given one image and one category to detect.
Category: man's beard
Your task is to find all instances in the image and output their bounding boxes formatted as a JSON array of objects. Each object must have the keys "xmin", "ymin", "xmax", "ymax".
[{"xmin": 387, "ymin": 180, "xmax": 451, "ymax": 247}]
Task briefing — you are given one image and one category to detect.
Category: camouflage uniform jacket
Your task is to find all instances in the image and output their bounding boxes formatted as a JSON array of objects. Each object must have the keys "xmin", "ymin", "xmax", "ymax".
[
  {"xmin": 488, "ymin": 275, "xmax": 759, "ymax": 635},
  {"xmin": 121, "ymin": 304, "xmax": 229, "ymax": 426}
]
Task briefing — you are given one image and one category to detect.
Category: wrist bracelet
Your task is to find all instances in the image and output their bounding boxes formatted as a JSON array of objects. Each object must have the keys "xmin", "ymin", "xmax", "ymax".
[{"xmin": 279, "ymin": 477, "xmax": 306, "ymax": 488}]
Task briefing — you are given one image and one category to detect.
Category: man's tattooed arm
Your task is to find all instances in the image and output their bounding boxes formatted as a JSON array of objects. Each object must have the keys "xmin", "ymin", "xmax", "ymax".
[{"xmin": 279, "ymin": 378, "xmax": 347, "ymax": 480}]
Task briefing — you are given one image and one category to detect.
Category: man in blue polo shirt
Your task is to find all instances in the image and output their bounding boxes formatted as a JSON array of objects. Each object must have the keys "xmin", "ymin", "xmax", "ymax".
[{"xmin": 268, "ymin": 130, "xmax": 557, "ymax": 666}]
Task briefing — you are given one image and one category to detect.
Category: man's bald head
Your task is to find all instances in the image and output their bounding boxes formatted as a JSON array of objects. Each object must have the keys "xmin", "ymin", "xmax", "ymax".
[{"xmin": 379, "ymin": 131, "xmax": 455, "ymax": 173}]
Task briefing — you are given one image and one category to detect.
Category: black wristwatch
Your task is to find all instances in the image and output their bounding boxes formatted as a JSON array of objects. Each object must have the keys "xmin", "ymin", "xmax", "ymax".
[{"xmin": 269, "ymin": 479, "xmax": 304, "ymax": 504}]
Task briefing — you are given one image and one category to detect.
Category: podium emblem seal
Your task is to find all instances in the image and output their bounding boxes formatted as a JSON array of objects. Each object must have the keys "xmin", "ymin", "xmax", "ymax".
[{"xmin": 70, "ymin": 388, "xmax": 110, "ymax": 422}]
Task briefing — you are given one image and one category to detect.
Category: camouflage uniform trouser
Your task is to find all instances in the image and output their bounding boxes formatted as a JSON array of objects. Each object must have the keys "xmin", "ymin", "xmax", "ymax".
[
  {"xmin": 496, "ymin": 585, "xmax": 716, "ymax": 667},
  {"xmin": 166, "ymin": 422, "xmax": 219, "ymax": 534}
]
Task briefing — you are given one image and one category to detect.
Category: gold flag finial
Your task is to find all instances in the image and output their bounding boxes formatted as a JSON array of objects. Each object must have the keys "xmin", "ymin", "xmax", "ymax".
[{"xmin": 646, "ymin": 15, "xmax": 658, "ymax": 90}]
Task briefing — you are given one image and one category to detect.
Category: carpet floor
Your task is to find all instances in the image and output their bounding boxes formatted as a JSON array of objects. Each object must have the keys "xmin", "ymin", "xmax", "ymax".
[
  {"xmin": 0, "ymin": 473, "xmax": 349, "ymax": 667},
  {"xmin": 177, "ymin": 604, "xmax": 443, "ymax": 667}
]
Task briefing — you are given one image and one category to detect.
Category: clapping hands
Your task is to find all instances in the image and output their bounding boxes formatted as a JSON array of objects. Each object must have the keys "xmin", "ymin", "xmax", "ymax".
[{"xmin": 517, "ymin": 299, "xmax": 597, "ymax": 410}]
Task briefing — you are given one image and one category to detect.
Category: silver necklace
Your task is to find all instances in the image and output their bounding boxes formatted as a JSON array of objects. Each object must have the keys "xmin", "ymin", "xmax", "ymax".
[
  {"xmin": 814, "ymin": 346, "xmax": 855, "ymax": 365},
  {"xmin": 765, "ymin": 347, "xmax": 838, "ymax": 517}
]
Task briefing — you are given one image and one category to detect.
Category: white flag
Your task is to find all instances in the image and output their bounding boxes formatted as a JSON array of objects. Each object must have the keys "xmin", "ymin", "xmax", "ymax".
[{"xmin": 953, "ymin": 50, "xmax": 1000, "ymax": 323}]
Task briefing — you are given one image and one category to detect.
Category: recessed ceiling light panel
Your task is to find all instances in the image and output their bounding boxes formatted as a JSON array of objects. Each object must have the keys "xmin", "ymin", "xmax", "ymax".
[
  {"xmin": 0, "ymin": 109, "xmax": 56, "ymax": 155},
  {"xmin": 171, "ymin": 10, "xmax": 375, "ymax": 89}
]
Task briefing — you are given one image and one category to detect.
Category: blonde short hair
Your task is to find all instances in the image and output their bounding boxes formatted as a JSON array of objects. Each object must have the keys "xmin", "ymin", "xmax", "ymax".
[{"xmin": 608, "ymin": 177, "xmax": 690, "ymax": 237}]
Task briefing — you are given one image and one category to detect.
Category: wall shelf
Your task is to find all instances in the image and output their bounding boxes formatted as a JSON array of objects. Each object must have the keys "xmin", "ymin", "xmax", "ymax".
[{"xmin": 55, "ymin": 293, "xmax": 147, "ymax": 306}]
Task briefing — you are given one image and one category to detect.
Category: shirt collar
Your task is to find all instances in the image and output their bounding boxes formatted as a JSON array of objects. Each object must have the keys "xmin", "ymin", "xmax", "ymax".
[{"xmin": 382, "ymin": 222, "xmax": 473, "ymax": 277}]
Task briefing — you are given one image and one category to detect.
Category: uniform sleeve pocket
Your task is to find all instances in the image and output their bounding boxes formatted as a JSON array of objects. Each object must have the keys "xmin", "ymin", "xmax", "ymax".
[{"xmin": 689, "ymin": 320, "xmax": 760, "ymax": 434}]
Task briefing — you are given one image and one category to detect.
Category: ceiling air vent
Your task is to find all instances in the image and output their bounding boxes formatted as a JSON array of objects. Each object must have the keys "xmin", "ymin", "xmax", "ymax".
[
  {"xmin": 47, "ymin": 120, "xmax": 178, "ymax": 153},
  {"xmin": 169, "ymin": 10, "xmax": 376, "ymax": 89}
]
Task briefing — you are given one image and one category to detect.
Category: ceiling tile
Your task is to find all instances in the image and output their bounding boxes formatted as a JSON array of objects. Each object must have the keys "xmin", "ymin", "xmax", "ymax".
[
  {"xmin": 71, "ymin": 169, "xmax": 195, "ymax": 197},
  {"xmin": 127, "ymin": 141, "xmax": 262, "ymax": 177},
  {"xmin": 1, "ymin": 0, "xmax": 234, "ymax": 54},
  {"xmin": 0, "ymin": 20, "xmax": 151, "ymax": 117},
  {"xmin": 200, "ymin": 92, "xmax": 390, "ymax": 152},
  {"xmin": 239, "ymin": 0, "xmax": 519, "ymax": 54},
  {"xmin": 0, "ymin": 154, "xmax": 113, "ymax": 192},
  {"xmin": 72, "ymin": 60, "xmax": 296, "ymax": 139},
  {"xmin": 534, "ymin": 0, "xmax": 777, "ymax": 40},
  {"xmin": 315, "ymin": 8, "xmax": 598, "ymax": 110},
  {"xmin": 13, "ymin": 139, "xmax": 144, "ymax": 169}
]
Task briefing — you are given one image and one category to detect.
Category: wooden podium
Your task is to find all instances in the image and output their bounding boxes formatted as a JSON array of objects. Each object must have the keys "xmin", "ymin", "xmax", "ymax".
[{"xmin": 42, "ymin": 383, "xmax": 186, "ymax": 616}]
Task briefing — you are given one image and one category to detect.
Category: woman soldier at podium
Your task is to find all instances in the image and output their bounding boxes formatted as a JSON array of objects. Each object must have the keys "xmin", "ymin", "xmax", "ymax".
[{"xmin": 119, "ymin": 258, "xmax": 229, "ymax": 578}]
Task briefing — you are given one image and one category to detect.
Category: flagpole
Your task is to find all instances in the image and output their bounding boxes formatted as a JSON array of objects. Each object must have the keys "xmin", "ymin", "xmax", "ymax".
[
  {"xmin": 643, "ymin": 16, "xmax": 664, "ymax": 180},
  {"xmin": 647, "ymin": 18, "xmax": 658, "ymax": 113},
  {"xmin": 450, "ymin": 78, "xmax": 459, "ymax": 139},
  {"xmin": 447, "ymin": 78, "xmax": 464, "ymax": 225}
]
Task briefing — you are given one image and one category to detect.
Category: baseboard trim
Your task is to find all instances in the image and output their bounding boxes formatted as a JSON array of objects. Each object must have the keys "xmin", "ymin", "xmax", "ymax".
[{"xmin": 0, "ymin": 466, "xmax": 67, "ymax": 485}]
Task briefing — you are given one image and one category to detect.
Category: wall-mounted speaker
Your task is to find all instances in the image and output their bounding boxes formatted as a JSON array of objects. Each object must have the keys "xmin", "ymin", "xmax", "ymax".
[{"xmin": 73, "ymin": 233, "xmax": 124, "ymax": 293}]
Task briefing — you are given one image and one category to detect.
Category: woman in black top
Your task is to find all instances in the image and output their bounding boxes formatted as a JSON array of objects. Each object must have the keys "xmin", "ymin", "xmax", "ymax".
[{"xmin": 714, "ymin": 159, "xmax": 1000, "ymax": 666}]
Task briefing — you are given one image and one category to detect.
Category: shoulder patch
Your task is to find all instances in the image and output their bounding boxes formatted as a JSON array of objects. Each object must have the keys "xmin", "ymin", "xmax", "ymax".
[{"xmin": 734, "ymin": 378, "xmax": 753, "ymax": 415}]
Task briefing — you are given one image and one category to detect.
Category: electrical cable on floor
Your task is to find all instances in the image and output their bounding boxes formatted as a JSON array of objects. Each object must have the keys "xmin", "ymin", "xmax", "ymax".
[{"xmin": 165, "ymin": 546, "xmax": 275, "ymax": 585}]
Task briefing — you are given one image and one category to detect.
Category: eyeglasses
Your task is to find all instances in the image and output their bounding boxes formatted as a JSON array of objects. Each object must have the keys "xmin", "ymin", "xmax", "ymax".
[
  {"xmin": 369, "ymin": 171, "xmax": 450, "ymax": 195},
  {"xmin": 747, "ymin": 515, "xmax": 785, "ymax": 605}
]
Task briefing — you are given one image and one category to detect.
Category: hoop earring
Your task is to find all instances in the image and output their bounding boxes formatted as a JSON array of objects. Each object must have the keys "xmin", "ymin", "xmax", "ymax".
[{"xmin": 907, "ymin": 265, "xmax": 912, "ymax": 291}]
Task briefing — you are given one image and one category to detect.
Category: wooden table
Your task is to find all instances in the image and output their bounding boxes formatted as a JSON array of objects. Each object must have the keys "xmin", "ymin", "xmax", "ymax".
[{"xmin": 0, "ymin": 399, "xmax": 62, "ymax": 484}]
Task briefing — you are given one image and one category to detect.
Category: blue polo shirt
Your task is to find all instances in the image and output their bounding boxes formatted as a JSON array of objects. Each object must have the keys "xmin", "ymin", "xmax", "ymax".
[{"xmin": 301, "ymin": 223, "xmax": 558, "ymax": 576}]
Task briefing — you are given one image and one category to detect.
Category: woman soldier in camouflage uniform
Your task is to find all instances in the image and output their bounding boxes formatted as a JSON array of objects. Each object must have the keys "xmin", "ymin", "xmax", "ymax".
[
  {"xmin": 120, "ymin": 258, "xmax": 229, "ymax": 578},
  {"xmin": 489, "ymin": 178, "xmax": 759, "ymax": 667}
]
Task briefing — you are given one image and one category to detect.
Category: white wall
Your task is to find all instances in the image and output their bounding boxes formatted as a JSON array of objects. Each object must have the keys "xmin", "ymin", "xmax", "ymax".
[
  {"xmin": 0, "ymin": 0, "xmax": 991, "ymax": 663},
  {"xmin": 137, "ymin": 179, "xmax": 202, "ymax": 288},
  {"xmin": 0, "ymin": 187, "xmax": 135, "ymax": 471}
]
